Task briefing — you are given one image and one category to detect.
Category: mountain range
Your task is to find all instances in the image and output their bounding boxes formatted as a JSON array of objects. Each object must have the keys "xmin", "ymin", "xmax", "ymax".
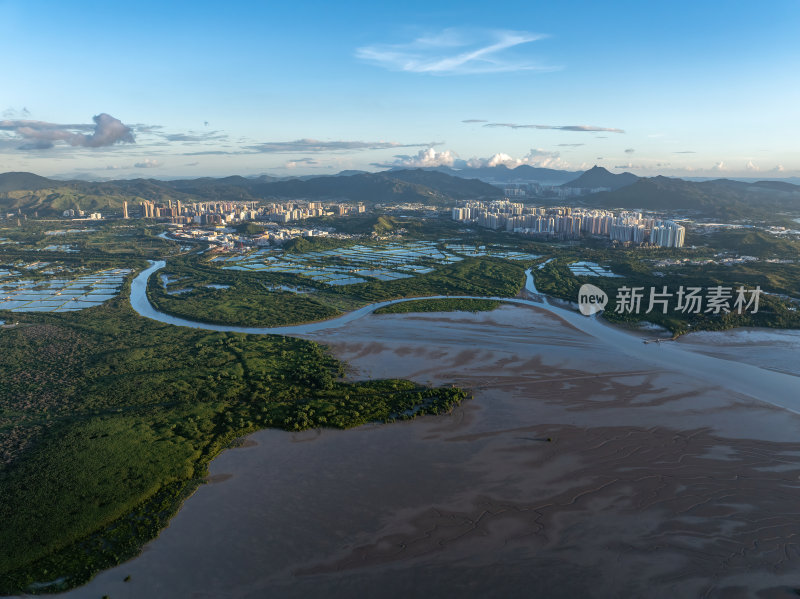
[
  {"xmin": 0, "ymin": 169, "xmax": 502, "ymax": 215},
  {"xmin": 1, "ymin": 166, "xmax": 799, "ymax": 220},
  {"xmin": 422, "ymin": 164, "xmax": 582, "ymax": 185},
  {"xmin": 583, "ymin": 176, "xmax": 800, "ymax": 219}
]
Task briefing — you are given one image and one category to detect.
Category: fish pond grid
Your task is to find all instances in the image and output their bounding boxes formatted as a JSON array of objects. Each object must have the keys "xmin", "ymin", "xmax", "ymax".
[
  {"xmin": 0, "ymin": 268, "xmax": 132, "ymax": 312},
  {"xmin": 211, "ymin": 241, "xmax": 540, "ymax": 286}
]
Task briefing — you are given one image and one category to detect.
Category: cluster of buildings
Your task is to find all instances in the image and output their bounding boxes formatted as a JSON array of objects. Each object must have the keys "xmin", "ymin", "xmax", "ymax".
[
  {"xmin": 126, "ymin": 199, "xmax": 366, "ymax": 224},
  {"xmin": 62, "ymin": 209, "xmax": 102, "ymax": 220},
  {"xmin": 261, "ymin": 201, "xmax": 366, "ymax": 223},
  {"xmin": 452, "ymin": 201, "xmax": 685, "ymax": 248},
  {"xmin": 502, "ymin": 183, "xmax": 612, "ymax": 198},
  {"xmin": 167, "ymin": 225, "xmax": 328, "ymax": 249},
  {"xmin": 166, "ymin": 222, "xmax": 355, "ymax": 249},
  {"xmin": 133, "ymin": 200, "xmax": 259, "ymax": 224}
]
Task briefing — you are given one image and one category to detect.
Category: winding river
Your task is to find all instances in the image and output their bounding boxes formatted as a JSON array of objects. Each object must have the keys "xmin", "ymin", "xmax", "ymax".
[{"xmin": 130, "ymin": 260, "xmax": 800, "ymax": 413}]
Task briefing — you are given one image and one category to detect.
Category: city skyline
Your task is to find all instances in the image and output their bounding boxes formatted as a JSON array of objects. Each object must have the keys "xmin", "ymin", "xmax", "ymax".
[{"xmin": 1, "ymin": 0, "xmax": 799, "ymax": 179}]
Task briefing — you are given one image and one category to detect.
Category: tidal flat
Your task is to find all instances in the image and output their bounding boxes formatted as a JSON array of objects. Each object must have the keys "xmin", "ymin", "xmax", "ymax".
[{"xmin": 59, "ymin": 305, "xmax": 800, "ymax": 599}]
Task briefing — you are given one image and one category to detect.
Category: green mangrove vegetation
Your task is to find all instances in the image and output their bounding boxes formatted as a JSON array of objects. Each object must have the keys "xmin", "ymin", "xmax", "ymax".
[
  {"xmin": 374, "ymin": 298, "xmax": 502, "ymax": 314},
  {"xmin": 145, "ymin": 247, "xmax": 527, "ymax": 328},
  {"xmin": 0, "ymin": 280, "xmax": 467, "ymax": 595},
  {"xmin": 534, "ymin": 249, "xmax": 800, "ymax": 336}
]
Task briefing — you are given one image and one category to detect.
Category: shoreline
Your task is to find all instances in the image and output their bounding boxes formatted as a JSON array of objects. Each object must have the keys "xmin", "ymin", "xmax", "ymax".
[
  {"xmin": 57, "ymin": 298, "xmax": 800, "ymax": 599},
  {"xmin": 129, "ymin": 261, "xmax": 800, "ymax": 414}
]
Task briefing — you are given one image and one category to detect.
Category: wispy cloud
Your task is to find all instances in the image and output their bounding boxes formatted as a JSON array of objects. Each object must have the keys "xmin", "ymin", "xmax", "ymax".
[
  {"xmin": 245, "ymin": 138, "xmax": 439, "ymax": 154},
  {"xmin": 625, "ymin": 148, "xmax": 635, "ymax": 154},
  {"xmin": 161, "ymin": 131, "xmax": 227, "ymax": 143},
  {"xmin": 483, "ymin": 122, "xmax": 625, "ymax": 133},
  {"xmin": 356, "ymin": 28, "xmax": 556, "ymax": 75},
  {"xmin": 557, "ymin": 143, "xmax": 584, "ymax": 147},
  {"xmin": 462, "ymin": 119, "xmax": 488, "ymax": 123},
  {"xmin": 673, "ymin": 150, "xmax": 696, "ymax": 154},
  {"xmin": 182, "ymin": 150, "xmax": 232, "ymax": 156},
  {"xmin": 0, "ymin": 113, "xmax": 134, "ymax": 150},
  {"xmin": 2, "ymin": 107, "xmax": 30, "ymax": 119}
]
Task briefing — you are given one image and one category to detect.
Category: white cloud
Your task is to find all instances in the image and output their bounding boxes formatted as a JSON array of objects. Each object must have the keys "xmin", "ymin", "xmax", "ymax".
[
  {"xmin": 711, "ymin": 161, "xmax": 726, "ymax": 172},
  {"xmin": 389, "ymin": 147, "xmax": 457, "ymax": 168},
  {"xmin": 356, "ymin": 28, "xmax": 556, "ymax": 75},
  {"xmin": 285, "ymin": 157, "xmax": 319, "ymax": 169},
  {"xmin": 0, "ymin": 113, "xmax": 134, "ymax": 150},
  {"xmin": 773, "ymin": 164, "xmax": 785, "ymax": 172},
  {"xmin": 745, "ymin": 160, "xmax": 760, "ymax": 172},
  {"xmin": 377, "ymin": 147, "xmax": 568, "ymax": 170},
  {"xmin": 467, "ymin": 148, "xmax": 565, "ymax": 169},
  {"xmin": 134, "ymin": 158, "xmax": 161, "ymax": 168}
]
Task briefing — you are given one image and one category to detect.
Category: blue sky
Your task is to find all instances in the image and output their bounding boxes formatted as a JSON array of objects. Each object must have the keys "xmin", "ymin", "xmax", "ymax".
[{"xmin": 1, "ymin": 0, "xmax": 799, "ymax": 179}]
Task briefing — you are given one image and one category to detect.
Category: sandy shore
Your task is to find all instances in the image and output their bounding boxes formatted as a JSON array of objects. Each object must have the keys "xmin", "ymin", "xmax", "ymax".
[{"xmin": 59, "ymin": 305, "xmax": 800, "ymax": 599}]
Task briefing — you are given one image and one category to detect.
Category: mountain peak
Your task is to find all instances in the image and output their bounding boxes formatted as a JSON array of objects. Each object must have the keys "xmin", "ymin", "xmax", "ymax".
[{"xmin": 562, "ymin": 166, "xmax": 638, "ymax": 190}]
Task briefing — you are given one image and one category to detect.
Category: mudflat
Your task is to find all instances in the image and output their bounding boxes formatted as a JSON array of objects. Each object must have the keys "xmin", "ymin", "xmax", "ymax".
[{"xmin": 60, "ymin": 305, "xmax": 800, "ymax": 599}]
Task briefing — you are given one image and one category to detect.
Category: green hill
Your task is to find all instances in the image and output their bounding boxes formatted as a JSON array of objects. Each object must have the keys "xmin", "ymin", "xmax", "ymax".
[
  {"xmin": 584, "ymin": 176, "xmax": 800, "ymax": 218},
  {"xmin": 0, "ymin": 169, "xmax": 501, "ymax": 215},
  {"xmin": 562, "ymin": 166, "xmax": 639, "ymax": 190},
  {"xmin": 0, "ymin": 172, "xmax": 56, "ymax": 193}
]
